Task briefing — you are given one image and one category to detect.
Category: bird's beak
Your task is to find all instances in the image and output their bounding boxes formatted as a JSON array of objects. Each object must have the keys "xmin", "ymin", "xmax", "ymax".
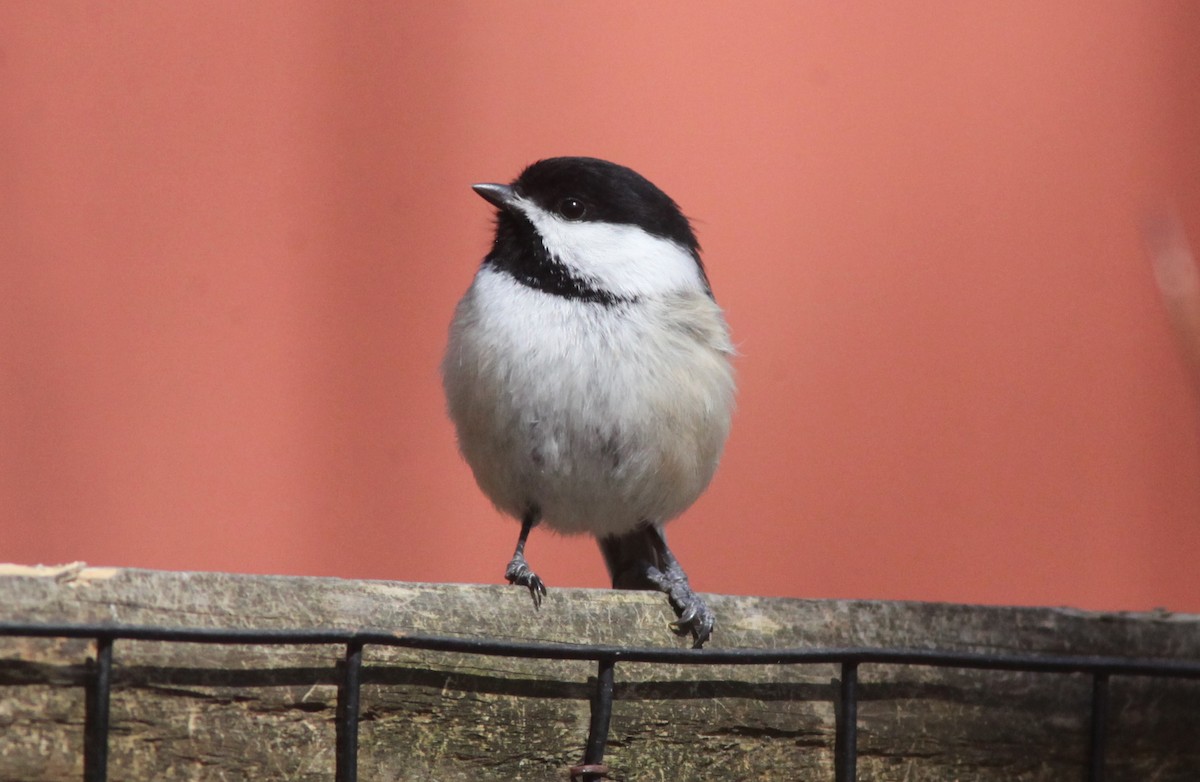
[{"xmin": 472, "ymin": 183, "xmax": 516, "ymax": 209}]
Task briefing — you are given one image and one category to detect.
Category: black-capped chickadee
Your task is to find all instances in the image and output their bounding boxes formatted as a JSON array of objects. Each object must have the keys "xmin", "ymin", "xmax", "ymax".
[{"xmin": 442, "ymin": 157, "xmax": 735, "ymax": 647}]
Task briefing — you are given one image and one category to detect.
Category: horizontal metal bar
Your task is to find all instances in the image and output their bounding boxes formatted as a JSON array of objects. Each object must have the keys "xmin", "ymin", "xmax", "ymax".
[{"xmin": 3, "ymin": 621, "xmax": 1199, "ymax": 678}]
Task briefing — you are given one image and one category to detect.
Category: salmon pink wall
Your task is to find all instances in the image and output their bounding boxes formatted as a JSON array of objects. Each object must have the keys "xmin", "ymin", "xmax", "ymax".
[{"xmin": 3, "ymin": 2, "xmax": 1199, "ymax": 613}]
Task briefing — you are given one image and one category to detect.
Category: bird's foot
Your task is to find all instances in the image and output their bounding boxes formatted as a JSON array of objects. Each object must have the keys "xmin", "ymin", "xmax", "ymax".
[
  {"xmin": 505, "ymin": 553, "xmax": 547, "ymax": 609},
  {"xmin": 647, "ymin": 565, "xmax": 715, "ymax": 648}
]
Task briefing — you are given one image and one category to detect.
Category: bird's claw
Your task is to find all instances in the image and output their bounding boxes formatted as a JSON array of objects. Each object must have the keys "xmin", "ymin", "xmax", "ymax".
[
  {"xmin": 505, "ymin": 558, "xmax": 547, "ymax": 609},
  {"xmin": 645, "ymin": 561, "xmax": 715, "ymax": 648},
  {"xmin": 675, "ymin": 603, "xmax": 698, "ymax": 626},
  {"xmin": 669, "ymin": 593, "xmax": 715, "ymax": 648}
]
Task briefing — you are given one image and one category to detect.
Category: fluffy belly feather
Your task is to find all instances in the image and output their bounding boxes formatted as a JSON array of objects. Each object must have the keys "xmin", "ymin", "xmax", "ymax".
[{"xmin": 443, "ymin": 268, "xmax": 734, "ymax": 537}]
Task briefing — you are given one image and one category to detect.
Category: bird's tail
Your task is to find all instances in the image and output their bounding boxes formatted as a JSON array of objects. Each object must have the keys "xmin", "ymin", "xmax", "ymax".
[{"xmin": 598, "ymin": 524, "xmax": 666, "ymax": 590}]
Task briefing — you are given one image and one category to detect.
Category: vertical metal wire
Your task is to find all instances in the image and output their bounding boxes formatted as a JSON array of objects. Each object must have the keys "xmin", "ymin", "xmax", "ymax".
[
  {"xmin": 1087, "ymin": 673, "xmax": 1110, "ymax": 782},
  {"xmin": 84, "ymin": 635, "xmax": 113, "ymax": 782},
  {"xmin": 336, "ymin": 641, "xmax": 364, "ymax": 782},
  {"xmin": 834, "ymin": 661, "xmax": 859, "ymax": 782},
  {"xmin": 580, "ymin": 657, "xmax": 616, "ymax": 780}
]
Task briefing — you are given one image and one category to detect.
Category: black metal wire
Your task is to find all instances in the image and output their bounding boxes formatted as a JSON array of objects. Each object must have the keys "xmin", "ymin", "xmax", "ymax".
[
  {"xmin": 4, "ymin": 619, "xmax": 1200, "ymax": 782},
  {"xmin": 336, "ymin": 641, "xmax": 363, "ymax": 782},
  {"xmin": 5, "ymin": 622, "xmax": 1199, "ymax": 677},
  {"xmin": 834, "ymin": 661, "xmax": 858, "ymax": 782},
  {"xmin": 580, "ymin": 657, "xmax": 616, "ymax": 780},
  {"xmin": 83, "ymin": 635, "xmax": 113, "ymax": 782},
  {"xmin": 1087, "ymin": 672, "xmax": 1110, "ymax": 782}
]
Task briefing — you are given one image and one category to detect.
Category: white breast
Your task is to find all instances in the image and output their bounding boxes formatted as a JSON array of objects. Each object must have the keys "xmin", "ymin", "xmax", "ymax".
[{"xmin": 442, "ymin": 266, "xmax": 735, "ymax": 537}]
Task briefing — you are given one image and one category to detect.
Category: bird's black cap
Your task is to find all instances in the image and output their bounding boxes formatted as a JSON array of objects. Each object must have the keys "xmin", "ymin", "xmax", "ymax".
[{"xmin": 508, "ymin": 157, "xmax": 700, "ymax": 257}]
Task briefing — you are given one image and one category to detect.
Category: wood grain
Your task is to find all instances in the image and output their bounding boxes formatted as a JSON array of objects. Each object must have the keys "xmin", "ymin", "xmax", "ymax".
[{"xmin": 1, "ymin": 565, "xmax": 1198, "ymax": 781}]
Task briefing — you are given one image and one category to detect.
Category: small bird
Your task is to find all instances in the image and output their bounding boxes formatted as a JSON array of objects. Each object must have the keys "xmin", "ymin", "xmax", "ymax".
[{"xmin": 441, "ymin": 157, "xmax": 735, "ymax": 647}]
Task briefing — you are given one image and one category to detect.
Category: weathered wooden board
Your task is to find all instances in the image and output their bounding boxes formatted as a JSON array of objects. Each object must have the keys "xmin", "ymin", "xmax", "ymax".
[{"xmin": 0, "ymin": 564, "xmax": 1197, "ymax": 781}]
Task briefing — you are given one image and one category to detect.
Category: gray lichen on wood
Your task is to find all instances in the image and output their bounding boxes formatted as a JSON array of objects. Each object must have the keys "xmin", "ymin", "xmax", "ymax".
[{"xmin": 1, "ymin": 564, "xmax": 1198, "ymax": 780}]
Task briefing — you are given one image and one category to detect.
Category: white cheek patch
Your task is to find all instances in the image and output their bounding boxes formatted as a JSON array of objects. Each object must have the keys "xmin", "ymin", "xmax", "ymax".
[{"xmin": 512, "ymin": 198, "xmax": 707, "ymax": 299}]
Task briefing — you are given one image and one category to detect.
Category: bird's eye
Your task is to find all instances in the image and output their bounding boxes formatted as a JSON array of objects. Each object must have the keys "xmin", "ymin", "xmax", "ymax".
[{"xmin": 556, "ymin": 197, "xmax": 586, "ymax": 221}]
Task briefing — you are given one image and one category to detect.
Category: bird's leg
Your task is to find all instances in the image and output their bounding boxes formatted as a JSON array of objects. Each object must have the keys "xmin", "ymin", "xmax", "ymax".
[
  {"xmin": 644, "ymin": 526, "xmax": 716, "ymax": 647},
  {"xmin": 505, "ymin": 509, "xmax": 547, "ymax": 608},
  {"xmin": 599, "ymin": 524, "xmax": 715, "ymax": 648}
]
